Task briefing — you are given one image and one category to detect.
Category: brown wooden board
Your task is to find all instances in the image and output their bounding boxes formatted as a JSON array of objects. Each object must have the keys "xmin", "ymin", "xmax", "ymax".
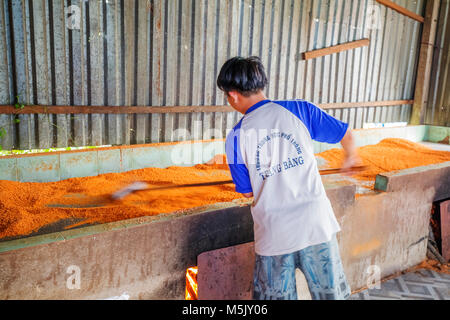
[
  {"xmin": 376, "ymin": 0, "xmax": 425, "ymax": 23},
  {"xmin": 302, "ymin": 39, "xmax": 370, "ymax": 61}
]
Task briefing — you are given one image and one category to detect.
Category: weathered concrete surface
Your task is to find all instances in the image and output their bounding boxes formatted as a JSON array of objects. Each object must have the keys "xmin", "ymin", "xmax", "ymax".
[
  {"xmin": 375, "ymin": 161, "xmax": 450, "ymax": 202},
  {"xmin": 197, "ymin": 242, "xmax": 313, "ymax": 300},
  {"xmin": 198, "ymin": 242, "xmax": 255, "ymax": 300},
  {"xmin": 0, "ymin": 204, "xmax": 253, "ymax": 300}
]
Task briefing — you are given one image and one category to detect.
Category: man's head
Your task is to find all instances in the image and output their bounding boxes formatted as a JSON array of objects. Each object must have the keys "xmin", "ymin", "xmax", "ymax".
[{"xmin": 217, "ymin": 56, "xmax": 268, "ymax": 113}]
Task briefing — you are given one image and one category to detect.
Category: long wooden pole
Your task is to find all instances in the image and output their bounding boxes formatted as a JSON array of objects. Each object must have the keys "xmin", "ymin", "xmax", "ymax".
[{"xmin": 0, "ymin": 100, "xmax": 414, "ymax": 115}]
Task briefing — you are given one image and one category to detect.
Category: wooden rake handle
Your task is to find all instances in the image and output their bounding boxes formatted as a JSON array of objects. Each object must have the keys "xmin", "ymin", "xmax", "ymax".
[{"xmin": 148, "ymin": 165, "xmax": 368, "ymax": 191}]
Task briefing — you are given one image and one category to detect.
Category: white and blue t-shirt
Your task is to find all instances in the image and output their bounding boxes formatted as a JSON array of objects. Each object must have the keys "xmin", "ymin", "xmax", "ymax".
[{"xmin": 226, "ymin": 100, "xmax": 349, "ymax": 256}]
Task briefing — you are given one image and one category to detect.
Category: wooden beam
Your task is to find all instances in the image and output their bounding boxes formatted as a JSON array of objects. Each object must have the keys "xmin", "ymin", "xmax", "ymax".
[
  {"xmin": 0, "ymin": 100, "xmax": 414, "ymax": 115},
  {"xmin": 0, "ymin": 105, "xmax": 235, "ymax": 114},
  {"xmin": 319, "ymin": 100, "xmax": 414, "ymax": 110},
  {"xmin": 376, "ymin": 0, "xmax": 425, "ymax": 23},
  {"xmin": 302, "ymin": 39, "xmax": 370, "ymax": 61},
  {"xmin": 411, "ymin": 0, "xmax": 440, "ymax": 125}
]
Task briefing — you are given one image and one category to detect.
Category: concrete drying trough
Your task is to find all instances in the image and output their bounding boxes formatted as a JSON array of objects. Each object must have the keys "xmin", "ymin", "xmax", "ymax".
[{"xmin": 0, "ymin": 125, "xmax": 449, "ymax": 300}]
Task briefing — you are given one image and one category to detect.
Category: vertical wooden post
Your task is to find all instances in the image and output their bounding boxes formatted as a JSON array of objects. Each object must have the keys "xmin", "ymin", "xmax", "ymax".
[{"xmin": 410, "ymin": 0, "xmax": 441, "ymax": 125}]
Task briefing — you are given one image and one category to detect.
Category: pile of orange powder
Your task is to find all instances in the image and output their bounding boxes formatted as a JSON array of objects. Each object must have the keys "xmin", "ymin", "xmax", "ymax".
[{"xmin": 0, "ymin": 138, "xmax": 449, "ymax": 240}]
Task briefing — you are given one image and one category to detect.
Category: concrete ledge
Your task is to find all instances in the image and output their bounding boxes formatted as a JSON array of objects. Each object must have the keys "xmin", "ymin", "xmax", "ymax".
[
  {"xmin": 0, "ymin": 140, "xmax": 225, "ymax": 182},
  {"xmin": 375, "ymin": 161, "xmax": 450, "ymax": 201},
  {"xmin": 0, "ymin": 126, "xmax": 432, "ymax": 182}
]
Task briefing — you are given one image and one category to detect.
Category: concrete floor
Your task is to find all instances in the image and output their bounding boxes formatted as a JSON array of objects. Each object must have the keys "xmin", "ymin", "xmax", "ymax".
[{"xmin": 349, "ymin": 269, "xmax": 450, "ymax": 300}]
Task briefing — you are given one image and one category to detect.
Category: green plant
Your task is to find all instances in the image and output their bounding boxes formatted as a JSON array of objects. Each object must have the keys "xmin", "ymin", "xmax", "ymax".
[
  {"xmin": 0, "ymin": 127, "xmax": 5, "ymax": 151},
  {"xmin": 14, "ymin": 95, "xmax": 25, "ymax": 110},
  {"xmin": 13, "ymin": 95, "xmax": 26, "ymax": 125}
]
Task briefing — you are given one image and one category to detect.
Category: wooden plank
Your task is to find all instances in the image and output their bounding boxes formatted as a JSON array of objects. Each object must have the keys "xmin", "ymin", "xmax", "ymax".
[
  {"xmin": 0, "ymin": 100, "xmax": 415, "ymax": 114},
  {"xmin": 411, "ymin": 0, "xmax": 440, "ymax": 125},
  {"xmin": 303, "ymin": 38, "xmax": 370, "ymax": 61},
  {"xmin": 320, "ymin": 100, "xmax": 414, "ymax": 109},
  {"xmin": 376, "ymin": 0, "xmax": 425, "ymax": 23}
]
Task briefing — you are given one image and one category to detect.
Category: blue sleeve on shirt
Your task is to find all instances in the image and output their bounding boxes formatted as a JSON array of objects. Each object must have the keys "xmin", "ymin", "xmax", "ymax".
[
  {"xmin": 274, "ymin": 100, "xmax": 349, "ymax": 144},
  {"xmin": 225, "ymin": 121, "xmax": 253, "ymax": 194}
]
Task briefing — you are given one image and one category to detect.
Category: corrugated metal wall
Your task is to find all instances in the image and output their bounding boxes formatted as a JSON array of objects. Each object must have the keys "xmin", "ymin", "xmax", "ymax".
[
  {"xmin": 426, "ymin": 0, "xmax": 449, "ymax": 127},
  {"xmin": 0, "ymin": 0, "xmax": 425, "ymax": 150}
]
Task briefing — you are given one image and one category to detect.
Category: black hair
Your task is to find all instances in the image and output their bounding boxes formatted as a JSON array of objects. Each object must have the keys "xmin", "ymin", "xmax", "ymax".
[{"xmin": 217, "ymin": 56, "xmax": 268, "ymax": 97}]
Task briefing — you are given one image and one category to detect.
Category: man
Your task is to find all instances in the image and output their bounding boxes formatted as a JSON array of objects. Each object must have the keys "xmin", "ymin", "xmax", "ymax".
[{"xmin": 217, "ymin": 56, "xmax": 362, "ymax": 300}]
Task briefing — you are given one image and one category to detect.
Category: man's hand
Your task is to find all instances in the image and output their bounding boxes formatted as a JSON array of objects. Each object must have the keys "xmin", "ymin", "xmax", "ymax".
[{"xmin": 242, "ymin": 192, "xmax": 254, "ymax": 198}]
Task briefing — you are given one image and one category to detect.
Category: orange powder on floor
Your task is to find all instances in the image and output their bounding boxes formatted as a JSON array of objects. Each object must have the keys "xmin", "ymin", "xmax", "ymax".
[{"xmin": 0, "ymin": 138, "xmax": 449, "ymax": 239}]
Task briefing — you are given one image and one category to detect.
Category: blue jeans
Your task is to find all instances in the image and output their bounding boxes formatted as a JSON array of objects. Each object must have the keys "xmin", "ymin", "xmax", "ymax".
[{"xmin": 253, "ymin": 234, "xmax": 351, "ymax": 300}]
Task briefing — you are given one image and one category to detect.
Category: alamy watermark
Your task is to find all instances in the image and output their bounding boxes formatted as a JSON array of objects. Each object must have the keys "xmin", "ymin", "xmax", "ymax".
[
  {"xmin": 366, "ymin": 265, "xmax": 381, "ymax": 290},
  {"xmin": 66, "ymin": 5, "xmax": 81, "ymax": 30},
  {"xmin": 66, "ymin": 265, "xmax": 81, "ymax": 290}
]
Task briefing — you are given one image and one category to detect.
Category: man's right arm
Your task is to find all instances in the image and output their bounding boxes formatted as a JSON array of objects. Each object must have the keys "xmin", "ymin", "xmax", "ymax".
[{"xmin": 340, "ymin": 128, "xmax": 363, "ymax": 170}]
